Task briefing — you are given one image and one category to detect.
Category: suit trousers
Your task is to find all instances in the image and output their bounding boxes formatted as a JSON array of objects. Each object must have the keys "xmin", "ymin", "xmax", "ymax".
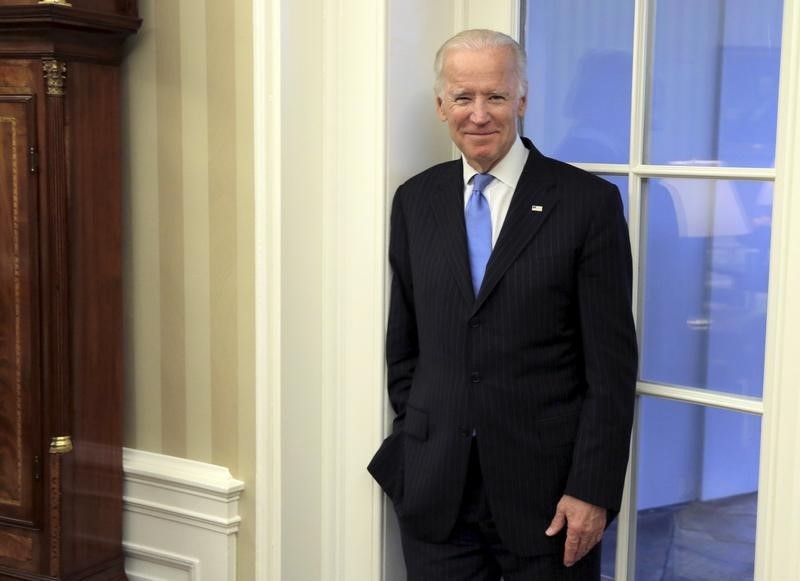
[{"xmin": 398, "ymin": 441, "xmax": 601, "ymax": 581}]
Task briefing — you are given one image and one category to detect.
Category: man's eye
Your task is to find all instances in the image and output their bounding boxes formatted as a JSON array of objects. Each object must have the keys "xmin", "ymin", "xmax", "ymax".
[{"xmin": 489, "ymin": 95, "xmax": 507, "ymax": 102}]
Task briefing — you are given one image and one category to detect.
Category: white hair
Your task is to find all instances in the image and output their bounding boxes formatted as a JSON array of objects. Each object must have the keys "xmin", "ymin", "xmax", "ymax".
[{"xmin": 434, "ymin": 29, "xmax": 528, "ymax": 98}]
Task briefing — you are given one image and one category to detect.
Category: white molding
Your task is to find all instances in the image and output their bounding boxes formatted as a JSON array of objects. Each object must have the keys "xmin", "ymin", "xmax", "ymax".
[
  {"xmin": 756, "ymin": 0, "xmax": 800, "ymax": 578},
  {"xmin": 252, "ymin": 0, "xmax": 283, "ymax": 579},
  {"xmin": 320, "ymin": 1, "xmax": 387, "ymax": 580},
  {"xmin": 123, "ymin": 448, "xmax": 245, "ymax": 498},
  {"xmin": 124, "ymin": 499, "xmax": 240, "ymax": 535},
  {"xmin": 511, "ymin": 1, "xmax": 522, "ymax": 38},
  {"xmin": 253, "ymin": 0, "xmax": 388, "ymax": 578},
  {"xmin": 123, "ymin": 448, "xmax": 244, "ymax": 580},
  {"xmin": 124, "ymin": 543, "xmax": 199, "ymax": 581}
]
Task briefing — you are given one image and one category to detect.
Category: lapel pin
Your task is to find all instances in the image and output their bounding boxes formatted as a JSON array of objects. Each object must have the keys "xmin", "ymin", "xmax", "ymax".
[{"xmin": 531, "ymin": 205, "xmax": 543, "ymax": 212}]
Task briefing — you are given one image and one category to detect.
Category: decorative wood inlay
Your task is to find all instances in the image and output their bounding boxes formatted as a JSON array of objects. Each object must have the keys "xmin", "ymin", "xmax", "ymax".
[
  {"xmin": 48, "ymin": 455, "xmax": 60, "ymax": 575},
  {"xmin": 0, "ymin": 529, "xmax": 33, "ymax": 563},
  {"xmin": 0, "ymin": 115, "xmax": 22, "ymax": 508},
  {"xmin": 38, "ymin": 0, "xmax": 73, "ymax": 6},
  {"xmin": 42, "ymin": 59, "xmax": 66, "ymax": 96}
]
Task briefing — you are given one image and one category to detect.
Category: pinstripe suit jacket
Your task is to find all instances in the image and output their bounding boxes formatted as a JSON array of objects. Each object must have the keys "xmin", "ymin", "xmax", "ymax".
[{"xmin": 368, "ymin": 138, "xmax": 638, "ymax": 557}]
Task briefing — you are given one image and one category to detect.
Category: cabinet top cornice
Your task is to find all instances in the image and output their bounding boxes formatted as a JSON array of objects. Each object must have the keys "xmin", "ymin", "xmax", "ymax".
[
  {"xmin": 0, "ymin": 0, "xmax": 136, "ymax": 16},
  {"xmin": 0, "ymin": 2, "xmax": 140, "ymax": 63},
  {"xmin": 0, "ymin": 2, "xmax": 140, "ymax": 36}
]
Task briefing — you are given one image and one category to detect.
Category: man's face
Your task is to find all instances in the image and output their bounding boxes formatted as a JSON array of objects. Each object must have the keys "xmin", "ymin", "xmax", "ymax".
[{"xmin": 436, "ymin": 46, "xmax": 527, "ymax": 173}]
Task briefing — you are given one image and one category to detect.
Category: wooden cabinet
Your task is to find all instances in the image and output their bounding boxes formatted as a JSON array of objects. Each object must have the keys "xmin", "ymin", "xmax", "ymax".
[{"xmin": 0, "ymin": 2, "xmax": 139, "ymax": 579}]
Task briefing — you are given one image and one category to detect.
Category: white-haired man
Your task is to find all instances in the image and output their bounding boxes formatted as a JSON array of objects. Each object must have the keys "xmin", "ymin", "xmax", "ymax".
[{"xmin": 369, "ymin": 29, "xmax": 637, "ymax": 580}]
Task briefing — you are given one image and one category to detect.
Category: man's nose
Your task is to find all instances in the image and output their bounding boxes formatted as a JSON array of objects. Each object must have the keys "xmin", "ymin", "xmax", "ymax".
[{"xmin": 469, "ymin": 99, "xmax": 490, "ymax": 124}]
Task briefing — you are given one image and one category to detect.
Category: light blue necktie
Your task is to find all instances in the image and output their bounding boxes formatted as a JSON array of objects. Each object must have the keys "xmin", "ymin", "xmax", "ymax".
[{"xmin": 465, "ymin": 173, "xmax": 494, "ymax": 296}]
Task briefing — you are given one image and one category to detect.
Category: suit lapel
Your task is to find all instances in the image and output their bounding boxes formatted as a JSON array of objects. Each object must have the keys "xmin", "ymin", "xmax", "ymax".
[
  {"xmin": 472, "ymin": 145, "xmax": 558, "ymax": 315},
  {"xmin": 428, "ymin": 160, "xmax": 475, "ymax": 306}
]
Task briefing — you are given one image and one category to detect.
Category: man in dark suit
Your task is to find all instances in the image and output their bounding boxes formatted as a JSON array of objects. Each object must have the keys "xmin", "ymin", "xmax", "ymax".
[{"xmin": 369, "ymin": 29, "xmax": 637, "ymax": 580}]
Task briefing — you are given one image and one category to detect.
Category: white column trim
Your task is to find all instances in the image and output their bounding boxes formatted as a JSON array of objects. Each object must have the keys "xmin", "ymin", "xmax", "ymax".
[
  {"xmin": 253, "ymin": 0, "xmax": 283, "ymax": 579},
  {"xmin": 320, "ymin": 1, "xmax": 388, "ymax": 580},
  {"xmin": 253, "ymin": 0, "xmax": 388, "ymax": 579},
  {"xmin": 755, "ymin": 0, "xmax": 800, "ymax": 578}
]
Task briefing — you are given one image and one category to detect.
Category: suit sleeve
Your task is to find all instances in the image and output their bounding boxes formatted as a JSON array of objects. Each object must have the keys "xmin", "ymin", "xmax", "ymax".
[
  {"xmin": 563, "ymin": 183, "xmax": 638, "ymax": 512},
  {"xmin": 385, "ymin": 186, "xmax": 418, "ymax": 431}
]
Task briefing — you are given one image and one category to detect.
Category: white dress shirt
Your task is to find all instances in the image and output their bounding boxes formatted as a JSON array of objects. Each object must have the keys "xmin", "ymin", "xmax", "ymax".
[{"xmin": 462, "ymin": 136, "xmax": 530, "ymax": 248}]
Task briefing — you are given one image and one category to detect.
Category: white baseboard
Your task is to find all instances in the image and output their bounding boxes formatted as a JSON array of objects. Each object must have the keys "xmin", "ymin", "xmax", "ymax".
[{"xmin": 123, "ymin": 448, "xmax": 245, "ymax": 581}]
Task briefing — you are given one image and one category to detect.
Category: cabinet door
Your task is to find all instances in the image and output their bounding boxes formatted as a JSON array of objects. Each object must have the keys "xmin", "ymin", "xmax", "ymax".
[{"xmin": 0, "ymin": 93, "xmax": 42, "ymax": 528}]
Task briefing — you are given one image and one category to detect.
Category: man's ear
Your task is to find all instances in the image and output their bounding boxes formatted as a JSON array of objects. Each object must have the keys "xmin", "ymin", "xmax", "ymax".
[
  {"xmin": 436, "ymin": 96, "xmax": 447, "ymax": 122},
  {"xmin": 517, "ymin": 94, "xmax": 528, "ymax": 118}
]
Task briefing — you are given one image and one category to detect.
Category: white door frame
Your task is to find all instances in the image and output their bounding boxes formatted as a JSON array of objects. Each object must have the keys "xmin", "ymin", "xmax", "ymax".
[
  {"xmin": 755, "ymin": 0, "xmax": 800, "ymax": 577},
  {"xmin": 253, "ymin": 0, "xmax": 389, "ymax": 578}
]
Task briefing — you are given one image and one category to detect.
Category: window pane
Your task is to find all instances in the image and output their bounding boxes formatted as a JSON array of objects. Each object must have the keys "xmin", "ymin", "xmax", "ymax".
[
  {"xmin": 635, "ymin": 397, "xmax": 759, "ymax": 580},
  {"xmin": 646, "ymin": 0, "xmax": 783, "ymax": 167},
  {"xmin": 524, "ymin": 1, "xmax": 634, "ymax": 163},
  {"xmin": 640, "ymin": 178, "xmax": 772, "ymax": 396}
]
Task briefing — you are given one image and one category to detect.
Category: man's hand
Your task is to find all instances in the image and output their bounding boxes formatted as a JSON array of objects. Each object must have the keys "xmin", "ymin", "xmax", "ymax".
[{"xmin": 545, "ymin": 495, "xmax": 606, "ymax": 567}]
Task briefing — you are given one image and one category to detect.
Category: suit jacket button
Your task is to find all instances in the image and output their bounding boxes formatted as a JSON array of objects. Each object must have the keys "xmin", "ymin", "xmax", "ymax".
[
  {"xmin": 469, "ymin": 318, "xmax": 481, "ymax": 328},
  {"xmin": 459, "ymin": 428, "xmax": 470, "ymax": 437},
  {"xmin": 470, "ymin": 372, "xmax": 481, "ymax": 383}
]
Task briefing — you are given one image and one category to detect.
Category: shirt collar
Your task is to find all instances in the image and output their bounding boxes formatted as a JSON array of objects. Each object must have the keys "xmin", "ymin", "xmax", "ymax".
[{"xmin": 462, "ymin": 136, "xmax": 529, "ymax": 189}]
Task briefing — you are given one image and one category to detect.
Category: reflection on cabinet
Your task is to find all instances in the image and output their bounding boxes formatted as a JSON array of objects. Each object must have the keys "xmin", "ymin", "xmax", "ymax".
[{"xmin": 0, "ymin": 2, "xmax": 139, "ymax": 579}]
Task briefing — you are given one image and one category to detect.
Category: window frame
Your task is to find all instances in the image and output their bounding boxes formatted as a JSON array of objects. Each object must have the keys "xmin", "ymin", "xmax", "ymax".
[{"xmin": 517, "ymin": 0, "xmax": 787, "ymax": 578}]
